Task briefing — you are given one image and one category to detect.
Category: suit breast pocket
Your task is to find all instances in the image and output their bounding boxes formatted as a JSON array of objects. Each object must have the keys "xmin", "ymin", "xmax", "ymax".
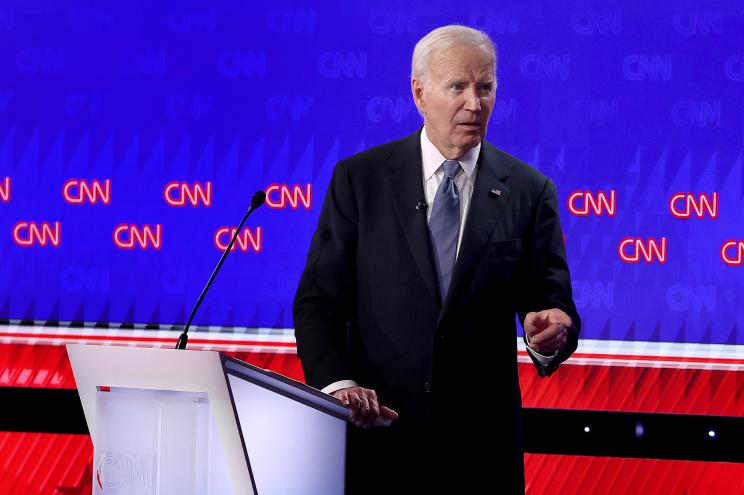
[
  {"xmin": 480, "ymin": 239, "xmax": 524, "ymax": 285},
  {"xmin": 484, "ymin": 238, "xmax": 523, "ymax": 255},
  {"xmin": 474, "ymin": 239, "xmax": 523, "ymax": 288}
]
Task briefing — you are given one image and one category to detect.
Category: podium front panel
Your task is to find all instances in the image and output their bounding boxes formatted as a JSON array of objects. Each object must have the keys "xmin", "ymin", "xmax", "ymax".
[
  {"xmin": 222, "ymin": 356, "xmax": 347, "ymax": 495},
  {"xmin": 94, "ymin": 387, "xmax": 213, "ymax": 495}
]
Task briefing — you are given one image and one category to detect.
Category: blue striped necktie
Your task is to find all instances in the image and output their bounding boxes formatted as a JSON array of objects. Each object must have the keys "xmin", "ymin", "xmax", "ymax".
[{"xmin": 428, "ymin": 160, "xmax": 461, "ymax": 301}]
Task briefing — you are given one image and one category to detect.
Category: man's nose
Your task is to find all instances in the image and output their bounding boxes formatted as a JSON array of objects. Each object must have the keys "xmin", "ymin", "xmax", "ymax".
[{"xmin": 464, "ymin": 87, "xmax": 481, "ymax": 112}]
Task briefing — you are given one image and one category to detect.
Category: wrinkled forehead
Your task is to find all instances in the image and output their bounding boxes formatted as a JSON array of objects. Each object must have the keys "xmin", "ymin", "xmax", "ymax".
[{"xmin": 428, "ymin": 44, "xmax": 496, "ymax": 77}]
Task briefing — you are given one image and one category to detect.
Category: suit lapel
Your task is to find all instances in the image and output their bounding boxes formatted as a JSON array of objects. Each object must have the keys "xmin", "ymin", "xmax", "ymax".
[
  {"xmin": 386, "ymin": 131, "xmax": 441, "ymax": 305},
  {"xmin": 442, "ymin": 141, "xmax": 511, "ymax": 313}
]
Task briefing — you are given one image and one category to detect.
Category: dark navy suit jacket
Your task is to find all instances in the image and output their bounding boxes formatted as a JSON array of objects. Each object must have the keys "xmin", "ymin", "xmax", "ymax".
[{"xmin": 293, "ymin": 129, "xmax": 580, "ymax": 493}]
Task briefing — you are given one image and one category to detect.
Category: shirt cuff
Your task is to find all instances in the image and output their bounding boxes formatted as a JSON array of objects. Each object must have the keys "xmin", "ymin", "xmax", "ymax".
[
  {"xmin": 321, "ymin": 379, "xmax": 360, "ymax": 395},
  {"xmin": 526, "ymin": 344, "xmax": 558, "ymax": 366}
]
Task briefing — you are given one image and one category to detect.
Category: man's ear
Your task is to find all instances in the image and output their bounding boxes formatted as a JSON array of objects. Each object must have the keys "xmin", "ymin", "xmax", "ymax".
[{"xmin": 411, "ymin": 77, "xmax": 425, "ymax": 115}]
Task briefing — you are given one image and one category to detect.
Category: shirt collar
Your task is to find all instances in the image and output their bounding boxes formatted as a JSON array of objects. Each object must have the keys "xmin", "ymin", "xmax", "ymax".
[{"xmin": 420, "ymin": 126, "xmax": 480, "ymax": 181}]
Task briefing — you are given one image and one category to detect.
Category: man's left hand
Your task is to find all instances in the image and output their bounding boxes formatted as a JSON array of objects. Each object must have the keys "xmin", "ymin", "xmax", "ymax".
[{"xmin": 523, "ymin": 308, "xmax": 572, "ymax": 355}]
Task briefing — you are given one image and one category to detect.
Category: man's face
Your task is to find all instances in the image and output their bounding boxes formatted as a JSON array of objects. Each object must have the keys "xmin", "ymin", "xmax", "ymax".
[{"xmin": 412, "ymin": 44, "xmax": 496, "ymax": 159}]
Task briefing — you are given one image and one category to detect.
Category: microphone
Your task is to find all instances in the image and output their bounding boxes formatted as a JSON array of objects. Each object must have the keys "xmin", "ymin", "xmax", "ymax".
[
  {"xmin": 416, "ymin": 201, "xmax": 427, "ymax": 213},
  {"xmin": 175, "ymin": 189, "xmax": 267, "ymax": 350},
  {"xmin": 251, "ymin": 190, "xmax": 266, "ymax": 209}
]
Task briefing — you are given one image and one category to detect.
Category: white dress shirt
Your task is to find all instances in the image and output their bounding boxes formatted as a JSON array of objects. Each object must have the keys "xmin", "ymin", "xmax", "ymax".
[
  {"xmin": 420, "ymin": 127, "xmax": 479, "ymax": 258},
  {"xmin": 320, "ymin": 129, "xmax": 555, "ymax": 395}
]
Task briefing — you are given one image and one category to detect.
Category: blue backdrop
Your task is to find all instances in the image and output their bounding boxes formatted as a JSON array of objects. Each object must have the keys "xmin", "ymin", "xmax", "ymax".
[{"xmin": 1, "ymin": 1, "xmax": 742, "ymax": 345}]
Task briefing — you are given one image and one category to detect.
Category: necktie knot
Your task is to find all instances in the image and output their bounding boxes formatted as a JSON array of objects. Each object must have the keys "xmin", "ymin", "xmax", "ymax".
[{"xmin": 442, "ymin": 160, "xmax": 461, "ymax": 180}]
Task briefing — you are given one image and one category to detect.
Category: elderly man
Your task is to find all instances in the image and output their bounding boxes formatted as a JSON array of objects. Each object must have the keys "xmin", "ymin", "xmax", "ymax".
[{"xmin": 294, "ymin": 25, "xmax": 580, "ymax": 493}]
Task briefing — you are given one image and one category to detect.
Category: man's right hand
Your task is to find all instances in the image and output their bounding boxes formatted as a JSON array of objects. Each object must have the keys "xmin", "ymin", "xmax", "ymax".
[{"xmin": 332, "ymin": 386, "xmax": 399, "ymax": 429}]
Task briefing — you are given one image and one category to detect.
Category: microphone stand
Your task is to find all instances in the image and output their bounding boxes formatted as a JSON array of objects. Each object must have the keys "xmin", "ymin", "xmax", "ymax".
[{"xmin": 175, "ymin": 190, "xmax": 266, "ymax": 350}]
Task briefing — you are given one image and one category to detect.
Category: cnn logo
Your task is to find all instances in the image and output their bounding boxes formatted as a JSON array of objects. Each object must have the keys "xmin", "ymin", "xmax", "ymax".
[
  {"xmin": 12, "ymin": 221, "xmax": 61, "ymax": 247},
  {"xmin": 618, "ymin": 237, "xmax": 667, "ymax": 264},
  {"xmin": 164, "ymin": 181, "xmax": 212, "ymax": 207},
  {"xmin": 568, "ymin": 190, "xmax": 616, "ymax": 217},
  {"xmin": 669, "ymin": 192, "xmax": 718, "ymax": 219},
  {"xmin": 113, "ymin": 224, "xmax": 162, "ymax": 250},
  {"xmin": 0, "ymin": 177, "xmax": 9, "ymax": 202},
  {"xmin": 214, "ymin": 227, "xmax": 262, "ymax": 253},
  {"xmin": 265, "ymin": 183, "xmax": 312, "ymax": 209},
  {"xmin": 63, "ymin": 178, "xmax": 111, "ymax": 205},
  {"xmin": 721, "ymin": 241, "xmax": 744, "ymax": 266}
]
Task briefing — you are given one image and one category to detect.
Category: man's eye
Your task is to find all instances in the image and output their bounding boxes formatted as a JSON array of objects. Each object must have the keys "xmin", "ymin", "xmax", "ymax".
[
  {"xmin": 450, "ymin": 84, "xmax": 463, "ymax": 91},
  {"xmin": 481, "ymin": 84, "xmax": 493, "ymax": 92}
]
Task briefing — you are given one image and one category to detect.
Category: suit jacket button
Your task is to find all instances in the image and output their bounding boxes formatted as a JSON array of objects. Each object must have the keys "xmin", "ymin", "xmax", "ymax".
[{"xmin": 424, "ymin": 382, "xmax": 432, "ymax": 393}]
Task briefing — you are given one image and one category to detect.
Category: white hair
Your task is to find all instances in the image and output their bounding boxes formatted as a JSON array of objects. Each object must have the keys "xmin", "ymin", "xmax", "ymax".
[{"xmin": 411, "ymin": 25, "xmax": 497, "ymax": 87}]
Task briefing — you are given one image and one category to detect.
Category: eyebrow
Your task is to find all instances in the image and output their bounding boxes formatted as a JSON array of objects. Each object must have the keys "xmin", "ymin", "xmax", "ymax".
[{"xmin": 445, "ymin": 78, "xmax": 494, "ymax": 85}]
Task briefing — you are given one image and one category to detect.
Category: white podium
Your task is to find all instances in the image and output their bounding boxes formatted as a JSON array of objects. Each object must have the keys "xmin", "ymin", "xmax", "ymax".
[{"xmin": 67, "ymin": 344, "xmax": 348, "ymax": 495}]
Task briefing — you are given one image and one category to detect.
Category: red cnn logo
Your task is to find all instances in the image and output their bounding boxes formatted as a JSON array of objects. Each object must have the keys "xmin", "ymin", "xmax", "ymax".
[
  {"xmin": 214, "ymin": 226, "xmax": 263, "ymax": 253},
  {"xmin": 669, "ymin": 192, "xmax": 718, "ymax": 219},
  {"xmin": 0, "ymin": 177, "xmax": 9, "ymax": 202},
  {"xmin": 618, "ymin": 237, "xmax": 667, "ymax": 264},
  {"xmin": 164, "ymin": 181, "xmax": 212, "ymax": 207},
  {"xmin": 62, "ymin": 179, "xmax": 111, "ymax": 205},
  {"xmin": 567, "ymin": 190, "xmax": 616, "ymax": 217},
  {"xmin": 721, "ymin": 240, "xmax": 744, "ymax": 266},
  {"xmin": 265, "ymin": 183, "xmax": 312, "ymax": 209},
  {"xmin": 113, "ymin": 224, "xmax": 162, "ymax": 250},
  {"xmin": 12, "ymin": 221, "xmax": 61, "ymax": 247}
]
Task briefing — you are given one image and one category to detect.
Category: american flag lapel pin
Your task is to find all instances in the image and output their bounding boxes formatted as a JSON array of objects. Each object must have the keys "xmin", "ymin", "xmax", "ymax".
[{"xmin": 489, "ymin": 189, "xmax": 502, "ymax": 197}]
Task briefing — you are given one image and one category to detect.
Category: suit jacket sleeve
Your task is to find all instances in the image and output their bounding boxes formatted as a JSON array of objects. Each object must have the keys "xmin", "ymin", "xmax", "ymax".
[
  {"xmin": 517, "ymin": 177, "xmax": 581, "ymax": 377},
  {"xmin": 293, "ymin": 159, "xmax": 359, "ymax": 390}
]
